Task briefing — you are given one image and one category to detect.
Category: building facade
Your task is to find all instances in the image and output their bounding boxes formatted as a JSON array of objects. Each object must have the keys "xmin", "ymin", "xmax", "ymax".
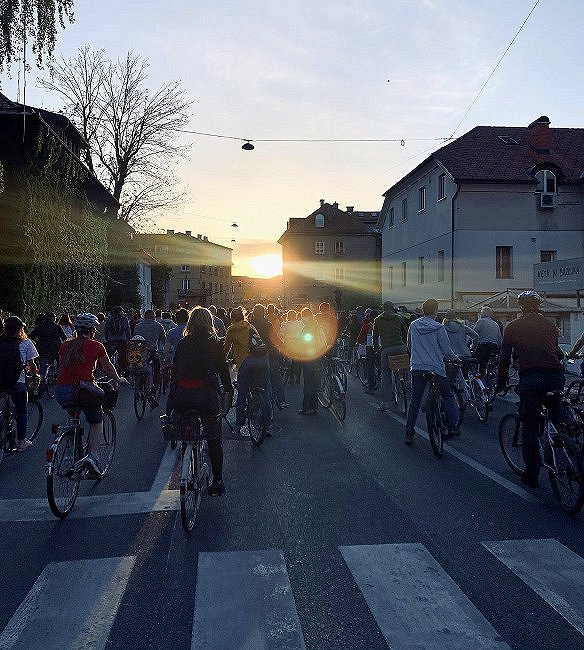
[
  {"xmin": 140, "ymin": 231, "xmax": 232, "ymax": 310},
  {"xmin": 278, "ymin": 200, "xmax": 381, "ymax": 310},
  {"xmin": 378, "ymin": 116, "xmax": 584, "ymax": 311}
]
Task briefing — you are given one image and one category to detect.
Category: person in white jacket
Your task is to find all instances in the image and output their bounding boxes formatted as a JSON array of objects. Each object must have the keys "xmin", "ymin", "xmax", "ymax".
[{"xmin": 405, "ymin": 299, "xmax": 460, "ymax": 445}]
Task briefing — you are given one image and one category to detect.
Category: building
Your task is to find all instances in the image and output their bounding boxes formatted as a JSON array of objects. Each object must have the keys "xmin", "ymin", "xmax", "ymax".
[
  {"xmin": 140, "ymin": 231, "xmax": 232, "ymax": 309},
  {"xmin": 378, "ymin": 116, "xmax": 584, "ymax": 312},
  {"xmin": 231, "ymin": 275, "xmax": 283, "ymax": 309},
  {"xmin": 278, "ymin": 200, "xmax": 381, "ymax": 310}
]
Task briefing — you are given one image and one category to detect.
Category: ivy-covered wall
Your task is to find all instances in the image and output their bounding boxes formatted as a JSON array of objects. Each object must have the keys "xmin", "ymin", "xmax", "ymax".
[{"xmin": 0, "ymin": 115, "xmax": 110, "ymax": 322}]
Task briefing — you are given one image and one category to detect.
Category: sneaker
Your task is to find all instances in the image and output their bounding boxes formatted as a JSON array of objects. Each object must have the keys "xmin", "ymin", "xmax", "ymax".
[
  {"xmin": 207, "ymin": 479, "xmax": 225, "ymax": 497},
  {"xmin": 405, "ymin": 430, "xmax": 415, "ymax": 445},
  {"xmin": 521, "ymin": 474, "xmax": 540, "ymax": 489},
  {"xmin": 16, "ymin": 439, "xmax": 33, "ymax": 452},
  {"xmin": 239, "ymin": 425, "xmax": 251, "ymax": 437},
  {"xmin": 83, "ymin": 453, "xmax": 102, "ymax": 478},
  {"xmin": 377, "ymin": 402, "xmax": 390, "ymax": 412}
]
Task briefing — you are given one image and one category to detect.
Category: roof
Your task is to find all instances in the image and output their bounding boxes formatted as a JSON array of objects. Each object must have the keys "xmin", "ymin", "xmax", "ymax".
[
  {"xmin": 278, "ymin": 202, "xmax": 379, "ymax": 243},
  {"xmin": 383, "ymin": 121, "xmax": 584, "ymax": 196}
]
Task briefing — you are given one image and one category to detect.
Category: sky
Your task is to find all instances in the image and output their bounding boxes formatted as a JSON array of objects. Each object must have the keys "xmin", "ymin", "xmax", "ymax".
[{"xmin": 2, "ymin": 0, "xmax": 582, "ymax": 277}]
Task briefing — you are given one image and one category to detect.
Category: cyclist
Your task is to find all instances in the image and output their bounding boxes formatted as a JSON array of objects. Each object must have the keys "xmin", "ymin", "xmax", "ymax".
[
  {"xmin": 167, "ymin": 307, "xmax": 232, "ymax": 497},
  {"xmin": 94, "ymin": 312, "xmax": 106, "ymax": 343},
  {"xmin": 158, "ymin": 311, "xmax": 176, "ymax": 335},
  {"xmin": 55, "ymin": 313, "xmax": 128, "ymax": 476},
  {"xmin": 566, "ymin": 329, "xmax": 584, "ymax": 376},
  {"xmin": 357, "ymin": 309, "xmax": 379, "ymax": 395},
  {"xmin": 315, "ymin": 302, "xmax": 338, "ymax": 348},
  {"xmin": 0, "ymin": 316, "xmax": 40, "ymax": 450},
  {"xmin": 29, "ymin": 312, "xmax": 66, "ymax": 394},
  {"xmin": 496, "ymin": 291, "xmax": 564, "ymax": 488},
  {"xmin": 163, "ymin": 307, "xmax": 189, "ymax": 366},
  {"xmin": 473, "ymin": 306, "xmax": 502, "ymax": 374},
  {"xmin": 405, "ymin": 299, "xmax": 460, "ymax": 445},
  {"xmin": 208, "ymin": 305, "xmax": 226, "ymax": 338},
  {"xmin": 104, "ymin": 306, "xmax": 131, "ymax": 376},
  {"xmin": 373, "ymin": 300, "xmax": 408, "ymax": 411},
  {"xmin": 280, "ymin": 310, "xmax": 303, "ymax": 384},
  {"xmin": 298, "ymin": 308, "xmax": 327, "ymax": 415},
  {"xmin": 442, "ymin": 310, "xmax": 478, "ymax": 380},
  {"xmin": 133, "ymin": 309, "xmax": 166, "ymax": 400},
  {"xmin": 59, "ymin": 313, "xmax": 74, "ymax": 339},
  {"xmin": 224, "ymin": 307, "xmax": 271, "ymax": 435}
]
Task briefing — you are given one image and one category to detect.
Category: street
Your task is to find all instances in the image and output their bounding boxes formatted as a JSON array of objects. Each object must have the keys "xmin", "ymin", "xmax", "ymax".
[{"xmin": 1, "ymin": 375, "xmax": 584, "ymax": 650}]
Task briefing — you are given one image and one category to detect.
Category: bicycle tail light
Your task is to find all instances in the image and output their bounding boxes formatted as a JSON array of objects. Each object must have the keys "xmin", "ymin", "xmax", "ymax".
[
  {"xmin": 51, "ymin": 423, "xmax": 59, "ymax": 435},
  {"xmin": 45, "ymin": 448, "xmax": 53, "ymax": 462}
]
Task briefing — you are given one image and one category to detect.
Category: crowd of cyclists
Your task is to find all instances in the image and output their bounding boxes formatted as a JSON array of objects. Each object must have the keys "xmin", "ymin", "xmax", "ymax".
[{"xmin": 0, "ymin": 288, "xmax": 582, "ymax": 499}]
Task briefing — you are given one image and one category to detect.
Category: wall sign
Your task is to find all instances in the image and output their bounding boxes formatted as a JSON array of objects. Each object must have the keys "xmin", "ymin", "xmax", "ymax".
[{"xmin": 534, "ymin": 257, "xmax": 584, "ymax": 292}]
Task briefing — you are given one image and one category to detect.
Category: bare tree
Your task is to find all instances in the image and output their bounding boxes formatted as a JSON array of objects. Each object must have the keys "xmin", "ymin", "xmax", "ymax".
[{"xmin": 40, "ymin": 47, "xmax": 192, "ymax": 225}]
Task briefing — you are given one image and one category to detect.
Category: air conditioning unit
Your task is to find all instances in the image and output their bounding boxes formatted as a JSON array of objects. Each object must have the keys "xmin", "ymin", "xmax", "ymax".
[{"xmin": 539, "ymin": 192, "xmax": 557, "ymax": 209}]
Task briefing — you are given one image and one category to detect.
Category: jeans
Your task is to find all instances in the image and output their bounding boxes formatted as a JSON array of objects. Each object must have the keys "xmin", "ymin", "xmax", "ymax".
[
  {"xmin": 518, "ymin": 369, "xmax": 565, "ymax": 479},
  {"xmin": 54, "ymin": 384, "xmax": 103, "ymax": 425},
  {"xmin": 9, "ymin": 383, "xmax": 28, "ymax": 440},
  {"xmin": 473, "ymin": 342, "xmax": 499, "ymax": 374},
  {"xmin": 380, "ymin": 344, "xmax": 408, "ymax": 402},
  {"xmin": 236, "ymin": 355, "xmax": 271, "ymax": 428},
  {"xmin": 406, "ymin": 370, "xmax": 458, "ymax": 433},
  {"xmin": 269, "ymin": 353, "xmax": 286, "ymax": 405},
  {"xmin": 366, "ymin": 346, "xmax": 377, "ymax": 389}
]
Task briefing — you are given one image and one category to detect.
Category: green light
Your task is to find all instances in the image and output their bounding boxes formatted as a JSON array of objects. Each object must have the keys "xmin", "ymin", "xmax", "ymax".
[{"xmin": 303, "ymin": 333, "xmax": 313, "ymax": 342}]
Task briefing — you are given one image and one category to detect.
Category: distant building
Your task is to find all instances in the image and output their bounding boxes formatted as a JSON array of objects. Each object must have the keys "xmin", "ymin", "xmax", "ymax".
[
  {"xmin": 140, "ymin": 231, "xmax": 232, "ymax": 309},
  {"xmin": 231, "ymin": 275, "xmax": 283, "ymax": 309},
  {"xmin": 278, "ymin": 200, "xmax": 381, "ymax": 310}
]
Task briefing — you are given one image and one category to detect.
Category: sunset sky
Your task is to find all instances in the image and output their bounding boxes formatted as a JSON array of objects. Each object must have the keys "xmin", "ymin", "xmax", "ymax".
[{"xmin": 2, "ymin": 0, "xmax": 582, "ymax": 277}]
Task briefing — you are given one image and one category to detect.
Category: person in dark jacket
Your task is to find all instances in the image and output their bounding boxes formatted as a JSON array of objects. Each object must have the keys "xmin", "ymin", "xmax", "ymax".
[
  {"xmin": 373, "ymin": 301, "xmax": 408, "ymax": 410},
  {"xmin": 29, "ymin": 312, "xmax": 66, "ymax": 391},
  {"xmin": 167, "ymin": 306, "xmax": 233, "ymax": 497},
  {"xmin": 104, "ymin": 306, "xmax": 132, "ymax": 375}
]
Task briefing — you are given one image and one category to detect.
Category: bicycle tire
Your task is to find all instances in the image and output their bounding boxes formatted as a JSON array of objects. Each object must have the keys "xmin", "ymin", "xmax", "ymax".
[
  {"xmin": 426, "ymin": 392, "xmax": 443, "ymax": 458},
  {"xmin": 44, "ymin": 363, "xmax": 56, "ymax": 399},
  {"xmin": 317, "ymin": 372, "xmax": 332, "ymax": 408},
  {"xmin": 547, "ymin": 433, "xmax": 584, "ymax": 514},
  {"xmin": 566, "ymin": 379, "xmax": 584, "ymax": 404},
  {"xmin": 452, "ymin": 386, "xmax": 464, "ymax": 428},
  {"xmin": 26, "ymin": 399, "xmax": 43, "ymax": 441},
  {"xmin": 498, "ymin": 413, "xmax": 525, "ymax": 476},
  {"xmin": 96, "ymin": 410, "xmax": 116, "ymax": 477},
  {"xmin": 0, "ymin": 419, "xmax": 7, "ymax": 466},
  {"xmin": 396, "ymin": 376, "xmax": 408, "ymax": 417},
  {"xmin": 181, "ymin": 444, "xmax": 202, "ymax": 532},
  {"xmin": 332, "ymin": 375, "xmax": 346, "ymax": 421},
  {"xmin": 47, "ymin": 431, "xmax": 82, "ymax": 518},
  {"xmin": 248, "ymin": 393, "xmax": 265, "ymax": 447},
  {"xmin": 133, "ymin": 375, "xmax": 146, "ymax": 421},
  {"xmin": 470, "ymin": 378, "xmax": 489, "ymax": 423},
  {"xmin": 356, "ymin": 358, "xmax": 368, "ymax": 387}
]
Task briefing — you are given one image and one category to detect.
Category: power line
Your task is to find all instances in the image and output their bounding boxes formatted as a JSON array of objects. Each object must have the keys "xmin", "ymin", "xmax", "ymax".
[{"xmin": 449, "ymin": 0, "xmax": 541, "ymax": 139}]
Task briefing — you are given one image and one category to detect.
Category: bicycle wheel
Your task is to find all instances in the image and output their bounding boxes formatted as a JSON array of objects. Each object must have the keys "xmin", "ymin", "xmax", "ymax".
[
  {"xmin": 395, "ymin": 373, "xmax": 408, "ymax": 416},
  {"xmin": 426, "ymin": 392, "xmax": 443, "ymax": 458},
  {"xmin": 470, "ymin": 378, "xmax": 489, "ymax": 423},
  {"xmin": 547, "ymin": 433, "xmax": 584, "ymax": 514},
  {"xmin": 317, "ymin": 373, "xmax": 332, "ymax": 408},
  {"xmin": 96, "ymin": 410, "xmax": 116, "ymax": 477},
  {"xmin": 181, "ymin": 443, "xmax": 202, "ymax": 532},
  {"xmin": 356, "ymin": 358, "xmax": 368, "ymax": 387},
  {"xmin": 498, "ymin": 413, "xmax": 525, "ymax": 476},
  {"xmin": 162, "ymin": 367, "xmax": 170, "ymax": 395},
  {"xmin": 26, "ymin": 399, "xmax": 43, "ymax": 441},
  {"xmin": 332, "ymin": 375, "xmax": 346, "ymax": 421},
  {"xmin": 452, "ymin": 386, "xmax": 464, "ymax": 428},
  {"xmin": 44, "ymin": 364, "xmax": 56, "ymax": 398},
  {"xmin": 566, "ymin": 379, "xmax": 584, "ymax": 404},
  {"xmin": 47, "ymin": 431, "xmax": 82, "ymax": 518},
  {"xmin": 248, "ymin": 393, "xmax": 266, "ymax": 447},
  {"xmin": 133, "ymin": 374, "xmax": 146, "ymax": 420}
]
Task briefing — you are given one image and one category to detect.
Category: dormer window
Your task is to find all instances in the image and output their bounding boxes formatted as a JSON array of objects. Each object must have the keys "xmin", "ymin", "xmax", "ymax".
[
  {"xmin": 535, "ymin": 169, "xmax": 557, "ymax": 194},
  {"xmin": 315, "ymin": 213, "xmax": 325, "ymax": 228}
]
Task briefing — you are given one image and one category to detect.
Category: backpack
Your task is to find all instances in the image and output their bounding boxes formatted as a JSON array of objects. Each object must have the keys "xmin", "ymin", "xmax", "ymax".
[
  {"xmin": 249, "ymin": 328, "xmax": 267, "ymax": 357},
  {"xmin": 109, "ymin": 315, "xmax": 125, "ymax": 337},
  {"xmin": 0, "ymin": 338, "xmax": 24, "ymax": 390}
]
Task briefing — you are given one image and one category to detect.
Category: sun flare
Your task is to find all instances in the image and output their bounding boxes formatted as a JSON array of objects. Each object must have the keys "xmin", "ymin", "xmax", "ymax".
[{"xmin": 248, "ymin": 254, "xmax": 282, "ymax": 278}]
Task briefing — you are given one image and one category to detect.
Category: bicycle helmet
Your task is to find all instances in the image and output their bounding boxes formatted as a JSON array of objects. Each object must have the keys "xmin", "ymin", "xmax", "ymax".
[
  {"xmin": 130, "ymin": 335, "xmax": 146, "ymax": 341},
  {"xmin": 73, "ymin": 313, "xmax": 100, "ymax": 331},
  {"xmin": 517, "ymin": 291, "xmax": 543, "ymax": 311}
]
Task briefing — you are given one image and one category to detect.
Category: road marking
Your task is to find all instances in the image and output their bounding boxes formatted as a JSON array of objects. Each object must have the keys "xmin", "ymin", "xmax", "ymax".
[
  {"xmin": 192, "ymin": 549, "xmax": 306, "ymax": 649},
  {"xmin": 371, "ymin": 402, "xmax": 539, "ymax": 503},
  {"xmin": 340, "ymin": 543, "xmax": 510, "ymax": 649},
  {"xmin": 483, "ymin": 538, "xmax": 584, "ymax": 636},
  {"xmin": 0, "ymin": 556, "xmax": 135, "ymax": 649},
  {"xmin": 150, "ymin": 441, "xmax": 179, "ymax": 494}
]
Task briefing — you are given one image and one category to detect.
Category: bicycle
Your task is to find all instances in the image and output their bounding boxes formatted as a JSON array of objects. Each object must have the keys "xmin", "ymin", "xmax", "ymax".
[
  {"xmin": 231, "ymin": 377, "xmax": 268, "ymax": 447},
  {"xmin": 46, "ymin": 379, "xmax": 117, "ymax": 518},
  {"xmin": 161, "ymin": 410, "xmax": 211, "ymax": 532},
  {"xmin": 498, "ymin": 391, "xmax": 584, "ymax": 514},
  {"xmin": 161, "ymin": 362, "xmax": 172, "ymax": 395},
  {"xmin": 38, "ymin": 356, "xmax": 58, "ymax": 398},
  {"xmin": 387, "ymin": 353, "xmax": 409, "ymax": 416},
  {"xmin": 425, "ymin": 363, "xmax": 464, "ymax": 459},
  {"xmin": 356, "ymin": 348, "xmax": 381, "ymax": 388},
  {"xmin": 453, "ymin": 359, "xmax": 490, "ymax": 423},
  {"xmin": 0, "ymin": 390, "xmax": 43, "ymax": 465},
  {"xmin": 317, "ymin": 355, "xmax": 347, "ymax": 421},
  {"xmin": 482, "ymin": 352, "xmax": 499, "ymax": 405}
]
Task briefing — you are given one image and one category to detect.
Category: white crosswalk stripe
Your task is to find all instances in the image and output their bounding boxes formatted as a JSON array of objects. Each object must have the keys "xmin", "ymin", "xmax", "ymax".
[
  {"xmin": 192, "ymin": 549, "xmax": 306, "ymax": 649},
  {"xmin": 0, "ymin": 556, "xmax": 135, "ymax": 650},
  {"xmin": 483, "ymin": 538, "xmax": 584, "ymax": 636},
  {"xmin": 340, "ymin": 542, "xmax": 510, "ymax": 649}
]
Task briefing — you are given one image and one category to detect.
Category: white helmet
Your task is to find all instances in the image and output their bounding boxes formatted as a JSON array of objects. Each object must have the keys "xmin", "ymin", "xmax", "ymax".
[
  {"xmin": 73, "ymin": 313, "xmax": 99, "ymax": 331},
  {"xmin": 517, "ymin": 291, "xmax": 543, "ymax": 311},
  {"xmin": 130, "ymin": 335, "xmax": 146, "ymax": 341}
]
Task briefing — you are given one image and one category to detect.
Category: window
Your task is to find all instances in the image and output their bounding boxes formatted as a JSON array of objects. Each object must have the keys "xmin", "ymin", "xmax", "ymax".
[
  {"xmin": 418, "ymin": 257, "xmax": 425, "ymax": 284},
  {"xmin": 497, "ymin": 135, "xmax": 519, "ymax": 145},
  {"xmin": 540, "ymin": 250, "xmax": 557, "ymax": 263},
  {"xmin": 181, "ymin": 265, "xmax": 190, "ymax": 272},
  {"xmin": 535, "ymin": 169, "xmax": 557, "ymax": 194},
  {"xmin": 334, "ymin": 241, "xmax": 345, "ymax": 254},
  {"xmin": 496, "ymin": 246, "xmax": 513, "ymax": 279},
  {"xmin": 401, "ymin": 261, "xmax": 407, "ymax": 287},
  {"xmin": 401, "ymin": 198, "xmax": 408, "ymax": 222},
  {"xmin": 315, "ymin": 241, "xmax": 325, "ymax": 255},
  {"xmin": 438, "ymin": 250, "xmax": 445, "ymax": 282},
  {"xmin": 315, "ymin": 268, "xmax": 324, "ymax": 281},
  {"xmin": 438, "ymin": 174, "xmax": 446, "ymax": 201},
  {"xmin": 389, "ymin": 207, "xmax": 394, "ymax": 228},
  {"xmin": 418, "ymin": 187, "xmax": 426, "ymax": 212},
  {"xmin": 335, "ymin": 268, "xmax": 345, "ymax": 281},
  {"xmin": 315, "ymin": 213, "xmax": 325, "ymax": 227},
  {"xmin": 180, "ymin": 278, "xmax": 190, "ymax": 291},
  {"xmin": 388, "ymin": 266, "xmax": 393, "ymax": 289}
]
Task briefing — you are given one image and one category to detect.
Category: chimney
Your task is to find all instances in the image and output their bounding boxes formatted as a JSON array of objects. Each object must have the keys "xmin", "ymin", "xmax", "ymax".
[
  {"xmin": 197, "ymin": 234, "xmax": 202, "ymax": 239},
  {"xmin": 185, "ymin": 230, "xmax": 192, "ymax": 237},
  {"xmin": 319, "ymin": 199, "xmax": 325, "ymax": 206},
  {"xmin": 527, "ymin": 115, "xmax": 551, "ymax": 153},
  {"xmin": 332, "ymin": 201, "xmax": 339, "ymax": 209},
  {"xmin": 203, "ymin": 236, "xmax": 208, "ymax": 241},
  {"xmin": 346, "ymin": 206, "xmax": 354, "ymax": 212},
  {"xmin": 166, "ymin": 229, "xmax": 174, "ymax": 235}
]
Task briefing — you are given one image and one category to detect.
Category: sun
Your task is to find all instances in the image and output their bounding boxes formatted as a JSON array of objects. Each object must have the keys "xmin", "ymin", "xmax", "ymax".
[{"xmin": 249, "ymin": 254, "xmax": 282, "ymax": 278}]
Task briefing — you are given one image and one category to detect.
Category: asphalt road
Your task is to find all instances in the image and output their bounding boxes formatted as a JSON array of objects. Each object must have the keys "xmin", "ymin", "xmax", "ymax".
[{"xmin": 1, "ymin": 373, "xmax": 584, "ymax": 650}]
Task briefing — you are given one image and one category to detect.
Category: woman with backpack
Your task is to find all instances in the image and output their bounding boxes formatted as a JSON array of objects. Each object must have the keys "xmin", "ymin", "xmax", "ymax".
[{"xmin": 0, "ymin": 316, "xmax": 40, "ymax": 450}]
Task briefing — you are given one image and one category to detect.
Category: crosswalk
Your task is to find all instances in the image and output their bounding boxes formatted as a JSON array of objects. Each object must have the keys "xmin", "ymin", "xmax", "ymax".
[{"xmin": 1, "ymin": 539, "xmax": 583, "ymax": 649}]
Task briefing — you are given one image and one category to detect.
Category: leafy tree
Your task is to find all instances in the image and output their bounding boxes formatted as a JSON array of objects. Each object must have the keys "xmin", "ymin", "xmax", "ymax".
[{"xmin": 0, "ymin": 0, "xmax": 74, "ymax": 72}]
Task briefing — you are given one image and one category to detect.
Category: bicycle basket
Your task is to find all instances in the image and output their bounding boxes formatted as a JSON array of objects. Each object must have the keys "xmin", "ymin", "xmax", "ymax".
[
  {"xmin": 101, "ymin": 383, "xmax": 119, "ymax": 410},
  {"xmin": 387, "ymin": 354, "xmax": 410, "ymax": 371},
  {"xmin": 161, "ymin": 412, "xmax": 200, "ymax": 441}
]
